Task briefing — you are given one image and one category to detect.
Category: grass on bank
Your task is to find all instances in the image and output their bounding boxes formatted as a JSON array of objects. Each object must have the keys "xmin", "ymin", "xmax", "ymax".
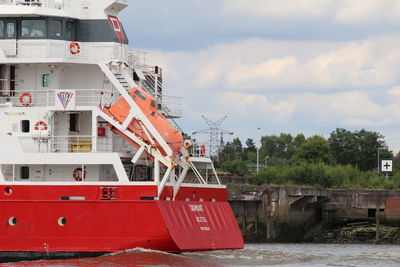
[{"xmin": 251, "ymin": 163, "xmax": 400, "ymax": 189}]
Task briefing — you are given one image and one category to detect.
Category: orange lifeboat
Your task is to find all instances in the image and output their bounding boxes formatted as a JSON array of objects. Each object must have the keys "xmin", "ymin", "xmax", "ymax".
[{"xmin": 104, "ymin": 87, "xmax": 183, "ymax": 158}]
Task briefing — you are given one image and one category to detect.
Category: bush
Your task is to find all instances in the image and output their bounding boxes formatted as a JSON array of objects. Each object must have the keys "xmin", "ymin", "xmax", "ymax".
[
  {"xmin": 251, "ymin": 163, "xmax": 397, "ymax": 189},
  {"xmin": 221, "ymin": 158, "xmax": 248, "ymax": 174}
]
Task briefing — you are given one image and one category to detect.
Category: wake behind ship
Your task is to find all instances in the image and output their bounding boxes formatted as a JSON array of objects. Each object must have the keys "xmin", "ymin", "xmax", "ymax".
[{"xmin": 0, "ymin": 0, "xmax": 243, "ymax": 260}]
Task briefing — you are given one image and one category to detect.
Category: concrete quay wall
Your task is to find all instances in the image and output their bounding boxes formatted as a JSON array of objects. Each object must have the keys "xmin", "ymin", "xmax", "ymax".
[{"xmin": 227, "ymin": 184, "xmax": 400, "ymax": 242}]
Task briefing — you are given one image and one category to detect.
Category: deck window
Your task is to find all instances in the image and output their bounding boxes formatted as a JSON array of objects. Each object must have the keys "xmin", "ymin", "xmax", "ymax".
[
  {"xmin": 69, "ymin": 113, "xmax": 80, "ymax": 132},
  {"xmin": 49, "ymin": 19, "xmax": 62, "ymax": 39},
  {"xmin": 20, "ymin": 166, "xmax": 29, "ymax": 179},
  {"xmin": 65, "ymin": 20, "xmax": 76, "ymax": 40},
  {"xmin": 7, "ymin": 22, "xmax": 15, "ymax": 38},
  {"xmin": 0, "ymin": 21, "xmax": 4, "ymax": 38},
  {"xmin": 21, "ymin": 19, "xmax": 45, "ymax": 38},
  {"xmin": 21, "ymin": 120, "xmax": 30, "ymax": 133},
  {"xmin": 134, "ymin": 90, "xmax": 146, "ymax": 101}
]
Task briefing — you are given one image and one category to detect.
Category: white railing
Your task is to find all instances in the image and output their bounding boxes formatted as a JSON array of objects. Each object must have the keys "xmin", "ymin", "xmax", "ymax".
[
  {"xmin": 0, "ymin": 89, "xmax": 182, "ymax": 117},
  {"xmin": 190, "ymin": 142, "xmax": 208, "ymax": 158},
  {"xmin": 19, "ymin": 132, "xmax": 126, "ymax": 153},
  {"xmin": 161, "ymin": 95, "xmax": 182, "ymax": 118},
  {"xmin": 20, "ymin": 135, "xmax": 114, "ymax": 153},
  {"xmin": 128, "ymin": 49, "xmax": 147, "ymax": 67},
  {"xmin": 51, "ymin": 135, "xmax": 93, "ymax": 153},
  {"xmin": 1, "ymin": 0, "xmax": 64, "ymax": 9},
  {"xmin": 0, "ymin": 40, "xmax": 129, "ymax": 62},
  {"xmin": 0, "ymin": 88, "xmax": 121, "ymax": 108}
]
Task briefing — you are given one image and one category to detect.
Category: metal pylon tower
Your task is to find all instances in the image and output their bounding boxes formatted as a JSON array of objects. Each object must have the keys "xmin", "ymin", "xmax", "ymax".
[{"xmin": 193, "ymin": 115, "xmax": 233, "ymax": 157}]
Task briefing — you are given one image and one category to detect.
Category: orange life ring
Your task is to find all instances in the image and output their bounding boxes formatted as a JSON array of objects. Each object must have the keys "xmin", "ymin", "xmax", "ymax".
[
  {"xmin": 72, "ymin": 167, "xmax": 86, "ymax": 181},
  {"xmin": 34, "ymin": 121, "xmax": 47, "ymax": 131},
  {"xmin": 69, "ymin": 42, "xmax": 80, "ymax": 55},
  {"xmin": 19, "ymin": 92, "xmax": 32, "ymax": 107}
]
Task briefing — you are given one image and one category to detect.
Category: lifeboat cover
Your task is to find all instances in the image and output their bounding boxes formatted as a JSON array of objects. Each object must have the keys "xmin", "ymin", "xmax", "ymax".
[{"xmin": 158, "ymin": 200, "xmax": 244, "ymax": 251}]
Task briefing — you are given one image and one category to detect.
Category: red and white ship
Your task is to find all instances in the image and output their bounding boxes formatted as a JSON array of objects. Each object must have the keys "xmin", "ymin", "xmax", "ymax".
[{"xmin": 0, "ymin": 0, "xmax": 243, "ymax": 260}]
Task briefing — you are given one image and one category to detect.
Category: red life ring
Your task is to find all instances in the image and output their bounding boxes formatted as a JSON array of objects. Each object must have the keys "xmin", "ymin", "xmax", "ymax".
[
  {"xmin": 69, "ymin": 42, "xmax": 80, "ymax": 55},
  {"xmin": 19, "ymin": 92, "xmax": 32, "ymax": 106},
  {"xmin": 34, "ymin": 121, "xmax": 47, "ymax": 131},
  {"xmin": 72, "ymin": 167, "xmax": 86, "ymax": 181}
]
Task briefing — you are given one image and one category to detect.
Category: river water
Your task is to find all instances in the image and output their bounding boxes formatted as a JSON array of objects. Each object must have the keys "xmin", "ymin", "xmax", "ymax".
[{"xmin": 1, "ymin": 243, "xmax": 400, "ymax": 267}]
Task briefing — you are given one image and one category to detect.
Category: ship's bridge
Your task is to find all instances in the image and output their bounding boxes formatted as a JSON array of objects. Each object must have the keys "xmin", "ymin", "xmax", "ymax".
[{"xmin": 0, "ymin": 0, "xmax": 129, "ymax": 63}]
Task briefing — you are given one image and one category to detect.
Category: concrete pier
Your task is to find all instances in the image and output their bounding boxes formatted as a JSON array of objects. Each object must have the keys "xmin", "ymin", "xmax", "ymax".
[{"xmin": 227, "ymin": 184, "xmax": 400, "ymax": 242}]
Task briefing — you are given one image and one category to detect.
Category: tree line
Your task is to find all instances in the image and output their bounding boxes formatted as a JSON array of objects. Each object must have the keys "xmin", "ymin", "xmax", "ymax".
[{"xmin": 216, "ymin": 128, "xmax": 400, "ymax": 188}]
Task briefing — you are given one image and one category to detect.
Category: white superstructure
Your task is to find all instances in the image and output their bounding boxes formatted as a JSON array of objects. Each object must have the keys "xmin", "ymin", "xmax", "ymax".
[{"xmin": 0, "ymin": 0, "xmax": 220, "ymax": 198}]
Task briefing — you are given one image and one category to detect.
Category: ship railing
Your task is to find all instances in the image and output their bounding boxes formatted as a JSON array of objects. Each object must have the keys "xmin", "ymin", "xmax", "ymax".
[
  {"xmin": 160, "ymin": 95, "xmax": 182, "ymax": 118},
  {"xmin": 137, "ymin": 70, "xmax": 183, "ymax": 119},
  {"xmin": 1, "ymin": 41, "xmax": 128, "ymax": 61},
  {"xmin": 1, "ymin": 0, "xmax": 64, "ymax": 9},
  {"xmin": 190, "ymin": 142, "xmax": 209, "ymax": 158},
  {"xmin": 0, "ymin": 89, "xmax": 182, "ymax": 117},
  {"xmin": 49, "ymin": 135, "xmax": 113, "ymax": 153},
  {"xmin": 19, "ymin": 133, "xmax": 118, "ymax": 153},
  {"xmin": 0, "ymin": 88, "xmax": 122, "ymax": 108},
  {"xmin": 128, "ymin": 49, "xmax": 147, "ymax": 68}
]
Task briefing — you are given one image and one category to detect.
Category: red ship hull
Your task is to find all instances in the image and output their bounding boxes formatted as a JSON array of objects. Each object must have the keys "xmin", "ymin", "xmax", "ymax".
[{"xmin": 0, "ymin": 184, "xmax": 243, "ymax": 257}]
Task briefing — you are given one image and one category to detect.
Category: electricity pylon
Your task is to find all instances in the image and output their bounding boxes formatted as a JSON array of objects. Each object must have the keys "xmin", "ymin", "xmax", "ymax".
[{"xmin": 193, "ymin": 115, "xmax": 233, "ymax": 157}]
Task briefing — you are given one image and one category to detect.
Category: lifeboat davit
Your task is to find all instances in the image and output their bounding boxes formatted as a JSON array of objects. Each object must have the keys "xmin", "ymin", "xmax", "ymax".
[{"xmin": 104, "ymin": 87, "xmax": 183, "ymax": 158}]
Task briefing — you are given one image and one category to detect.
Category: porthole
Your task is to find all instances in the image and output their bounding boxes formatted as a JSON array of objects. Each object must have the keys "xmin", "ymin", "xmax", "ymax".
[
  {"xmin": 4, "ymin": 187, "xmax": 13, "ymax": 196},
  {"xmin": 8, "ymin": 217, "xmax": 17, "ymax": 226},
  {"xmin": 184, "ymin": 197, "xmax": 190, "ymax": 201},
  {"xmin": 58, "ymin": 217, "xmax": 67, "ymax": 226},
  {"xmin": 199, "ymin": 198, "xmax": 204, "ymax": 202},
  {"xmin": 165, "ymin": 197, "xmax": 171, "ymax": 201},
  {"xmin": 210, "ymin": 198, "xmax": 216, "ymax": 202}
]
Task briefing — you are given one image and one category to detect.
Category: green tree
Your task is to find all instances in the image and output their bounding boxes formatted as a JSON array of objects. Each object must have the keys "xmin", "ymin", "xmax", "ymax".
[
  {"xmin": 260, "ymin": 133, "xmax": 302, "ymax": 160},
  {"xmin": 245, "ymin": 138, "xmax": 257, "ymax": 153},
  {"xmin": 328, "ymin": 128, "xmax": 393, "ymax": 171},
  {"xmin": 294, "ymin": 135, "xmax": 330, "ymax": 163}
]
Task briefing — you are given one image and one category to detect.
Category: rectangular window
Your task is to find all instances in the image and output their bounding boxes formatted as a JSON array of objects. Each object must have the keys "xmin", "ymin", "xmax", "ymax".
[
  {"xmin": 21, "ymin": 19, "xmax": 45, "ymax": 38},
  {"xmin": 21, "ymin": 120, "xmax": 30, "ymax": 133},
  {"xmin": 20, "ymin": 166, "xmax": 29, "ymax": 179},
  {"xmin": 7, "ymin": 23, "xmax": 15, "ymax": 38},
  {"xmin": 134, "ymin": 90, "xmax": 146, "ymax": 101},
  {"xmin": 0, "ymin": 21, "xmax": 4, "ymax": 38},
  {"xmin": 69, "ymin": 114, "xmax": 80, "ymax": 132},
  {"xmin": 49, "ymin": 19, "xmax": 62, "ymax": 39},
  {"xmin": 65, "ymin": 20, "xmax": 76, "ymax": 40},
  {"xmin": 42, "ymin": 74, "xmax": 51, "ymax": 87}
]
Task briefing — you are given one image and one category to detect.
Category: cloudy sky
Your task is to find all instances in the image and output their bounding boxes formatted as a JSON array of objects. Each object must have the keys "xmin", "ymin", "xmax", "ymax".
[{"xmin": 120, "ymin": 0, "xmax": 400, "ymax": 152}]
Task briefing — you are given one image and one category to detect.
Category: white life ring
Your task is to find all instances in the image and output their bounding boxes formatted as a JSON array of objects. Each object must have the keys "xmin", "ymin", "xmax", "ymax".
[
  {"xmin": 72, "ymin": 167, "xmax": 86, "ymax": 181},
  {"xmin": 19, "ymin": 92, "xmax": 32, "ymax": 107},
  {"xmin": 69, "ymin": 42, "xmax": 81, "ymax": 55},
  {"xmin": 34, "ymin": 121, "xmax": 47, "ymax": 131}
]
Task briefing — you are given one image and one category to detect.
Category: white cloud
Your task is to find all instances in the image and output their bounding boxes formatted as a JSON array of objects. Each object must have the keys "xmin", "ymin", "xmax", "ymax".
[
  {"xmin": 149, "ymin": 34, "xmax": 400, "ymax": 93},
  {"xmin": 388, "ymin": 86, "xmax": 400, "ymax": 96},
  {"xmin": 222, "ymin": 0, "xmax": 334, "ymax": 19},
  {"xmin": 218, "ymin": 92, "xmax": 296, "ymax": 122},
  {"xmin": 144, "ymin": 32, "xmax": 400, "ymax": 151},
  {"xmin": 335, "ymin": 0, "xmax": 400, "ymax": 26},
  {"xmin": 222, "ymin": 0, "xmax": 400, "ymax": 27}
]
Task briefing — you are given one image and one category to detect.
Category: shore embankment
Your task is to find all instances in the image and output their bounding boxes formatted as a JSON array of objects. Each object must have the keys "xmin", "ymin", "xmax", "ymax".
[{"xmin": 222, "ymin": 175, "xmax": 400, "ymax": 244}]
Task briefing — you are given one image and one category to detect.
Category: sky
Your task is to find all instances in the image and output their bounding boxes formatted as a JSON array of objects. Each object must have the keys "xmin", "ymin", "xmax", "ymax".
[{"xmin": 120, "ymin": 0, "xmax": 400, "ymax": 153}]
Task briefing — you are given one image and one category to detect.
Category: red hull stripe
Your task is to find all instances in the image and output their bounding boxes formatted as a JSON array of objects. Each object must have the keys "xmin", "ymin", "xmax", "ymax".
[{"xmin": 158, "ymin": 200, "xmax": 244, "ymax": 251}]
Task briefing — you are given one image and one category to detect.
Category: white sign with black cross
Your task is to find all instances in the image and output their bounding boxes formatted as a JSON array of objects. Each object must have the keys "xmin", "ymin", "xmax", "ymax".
[{"xmin": 381, "ymin": 160, "xmax": 393, "ymax": 173}]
